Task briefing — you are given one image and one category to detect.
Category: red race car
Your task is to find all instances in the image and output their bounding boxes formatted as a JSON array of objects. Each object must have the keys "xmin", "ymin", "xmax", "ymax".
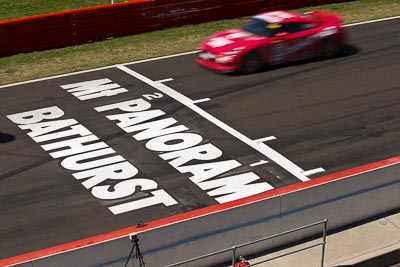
[{"xmin": 196, "ymin": 10, "xmax": 346, "ymax": 73}]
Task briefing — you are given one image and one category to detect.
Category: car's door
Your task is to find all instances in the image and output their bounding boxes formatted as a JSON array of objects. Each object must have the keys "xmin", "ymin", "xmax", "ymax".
[
  {"xmin": 280, "ymin": 21, "xmax": 320, "ymax": 61},
  {"xmin": 267, "ymin": 23, "xmax": 291, "ymax": 65}
]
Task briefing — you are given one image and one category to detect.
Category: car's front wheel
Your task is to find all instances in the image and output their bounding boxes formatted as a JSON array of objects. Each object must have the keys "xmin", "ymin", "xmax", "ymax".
[{"xmin": 239, "ymin": 51, "xmax": 263, "ymax": 74}]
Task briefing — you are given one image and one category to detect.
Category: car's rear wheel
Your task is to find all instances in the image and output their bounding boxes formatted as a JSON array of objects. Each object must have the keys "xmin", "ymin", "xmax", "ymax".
[
  {"xmin": 320, "ymin": 38, "xmax": 339, "ymax": 58},
  {"xmin": 239, "ymin": 51, "xmax": 263, "ymax": 74}
]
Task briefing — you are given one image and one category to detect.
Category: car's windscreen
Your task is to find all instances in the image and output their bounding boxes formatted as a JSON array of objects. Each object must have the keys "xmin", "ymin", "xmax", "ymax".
[{"xmin": 241, "ymin": 18, "xmax": 279, "ymax": 37}]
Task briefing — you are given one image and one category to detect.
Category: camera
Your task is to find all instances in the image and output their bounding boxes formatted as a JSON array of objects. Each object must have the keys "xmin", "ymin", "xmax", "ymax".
[{"xmin": 129, "ymin": 233, "xmax": 138, "ymax": 242}]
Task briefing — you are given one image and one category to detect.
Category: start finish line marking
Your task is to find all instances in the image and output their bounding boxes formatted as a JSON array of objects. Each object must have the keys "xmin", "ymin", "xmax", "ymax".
[{"xmin": 116, "ymin": 64, "xmax": 310, "ymax": 182}]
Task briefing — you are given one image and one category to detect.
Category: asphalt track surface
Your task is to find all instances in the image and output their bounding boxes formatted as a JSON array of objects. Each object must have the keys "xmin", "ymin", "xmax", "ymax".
[{"xmin": 0, "ymin": 17, "xmax": 399, "ymax": 262}]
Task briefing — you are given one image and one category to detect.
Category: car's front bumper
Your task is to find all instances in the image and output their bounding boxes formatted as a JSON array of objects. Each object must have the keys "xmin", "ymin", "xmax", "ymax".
[{"xmin": 196, "ymin": 51, "xmax": 238, "ymax": 72}]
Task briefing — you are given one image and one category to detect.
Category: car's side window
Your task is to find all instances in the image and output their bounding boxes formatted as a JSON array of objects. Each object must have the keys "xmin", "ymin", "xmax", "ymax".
[
  {"xmin": 301, "ymin": 22, "xmax": 317, "ymax": 30},
  {"xmin": 281, "ymin": 22, "xmax": 302, "ymax": 33},
  {"xmin": 280, "ymin": 22, "xmax": 316, "ymax": 33}
]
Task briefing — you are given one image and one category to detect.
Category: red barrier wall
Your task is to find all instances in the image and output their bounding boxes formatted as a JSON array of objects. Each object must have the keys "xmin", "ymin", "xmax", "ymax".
[{"xmin": 0, "ymin": 0, "xmax": 349, "ymax": 57}]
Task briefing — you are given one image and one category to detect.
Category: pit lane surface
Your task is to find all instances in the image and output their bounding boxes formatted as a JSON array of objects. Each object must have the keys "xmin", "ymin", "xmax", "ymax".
[{"xmin": 0, "ymin": 17, "xmax": 399, "ymax": 261}]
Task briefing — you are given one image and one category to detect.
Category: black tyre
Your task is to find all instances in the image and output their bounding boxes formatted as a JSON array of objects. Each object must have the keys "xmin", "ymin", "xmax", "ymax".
[
  {"xmin": 239, "ymin": 51, "xmax": 263, "ymax": 74},
  {"xmin": 320, "ymin": 38, "xmax": 339, "ymax": 59}
]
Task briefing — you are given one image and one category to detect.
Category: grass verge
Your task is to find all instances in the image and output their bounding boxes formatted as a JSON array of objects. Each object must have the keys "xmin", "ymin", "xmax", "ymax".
[{"xmin": 0, "ymin": 0, "xmax": 399, "ymax": 85}]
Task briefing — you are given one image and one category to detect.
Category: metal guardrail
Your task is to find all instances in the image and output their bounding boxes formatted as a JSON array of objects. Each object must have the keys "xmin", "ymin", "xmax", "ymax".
[{"xmin": 166, "ymin": 219, "xmax": 328, "ymax": 267}]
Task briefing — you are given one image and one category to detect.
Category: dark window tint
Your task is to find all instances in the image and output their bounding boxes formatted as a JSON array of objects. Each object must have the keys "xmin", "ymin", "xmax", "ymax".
[
  {"xmin": 280, "ymin": 22, "xmax": 317, "ymax": 33},
  {"xmin": 281, "ymin": 22, "xmax": 302, "ymax": 33},
  {"xmin": 241, "ymin": 18, "xmax": 279, "ymax": 37},
  {"xmin": 241, "ymin": 20, "xmax": 316, "ymax": 37}
]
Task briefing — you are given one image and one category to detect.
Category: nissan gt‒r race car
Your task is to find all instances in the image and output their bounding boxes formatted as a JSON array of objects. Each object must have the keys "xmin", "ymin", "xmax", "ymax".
[{"xmin": 196, "ymin": 10, "xmax": 346, "ymax": 73}]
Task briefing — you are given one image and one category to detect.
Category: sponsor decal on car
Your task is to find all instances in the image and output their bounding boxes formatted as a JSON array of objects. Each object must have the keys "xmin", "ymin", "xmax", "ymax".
[
  {"xmin": 207, "ymin": 37, "xmax": 234, "ymax": 48},
  {"xmin": 267, "ymin": 23, "xmax": 282, "ymax": 29}
]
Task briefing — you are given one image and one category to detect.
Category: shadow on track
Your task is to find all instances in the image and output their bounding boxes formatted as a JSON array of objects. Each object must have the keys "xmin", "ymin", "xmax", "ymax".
[
  {"xmin": 0, "ymin": 132, "xmax": 16, "ymax": 143},
  {"xmin": 219, "ymin": 44, "xmax": 361, "ymax": 76},
  {"xmin": 256, "ymin": 44, "xmax": 361, "ymax": 74}
]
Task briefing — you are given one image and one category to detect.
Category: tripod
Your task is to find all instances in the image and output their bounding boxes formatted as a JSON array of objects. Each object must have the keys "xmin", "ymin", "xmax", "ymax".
[{"xmin": 124, "ymin": 235, "xmax": 145, "ymax": 267}]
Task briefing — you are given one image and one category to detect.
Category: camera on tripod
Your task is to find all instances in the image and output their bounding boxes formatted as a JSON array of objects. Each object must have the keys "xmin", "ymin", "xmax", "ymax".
[
  {"xmin": 125, "ymin": 232, "xmax": 145, "ymax": 267},
  {"xmin": 129, "ymin": 233, "xmax": 139, "ymax": 242}
]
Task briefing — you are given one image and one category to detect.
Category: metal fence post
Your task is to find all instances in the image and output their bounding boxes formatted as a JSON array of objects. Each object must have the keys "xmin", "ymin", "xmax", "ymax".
[
  {"xmin": 321, "ymin": 219, "xmax": 328, "ymax": 267},
  {"xmin": 232, "ymin": 246, "xmax": 237, "ymax": 267}
]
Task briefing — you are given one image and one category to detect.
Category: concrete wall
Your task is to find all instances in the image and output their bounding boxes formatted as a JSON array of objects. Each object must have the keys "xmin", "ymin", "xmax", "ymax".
[
  {"xmin": 8, "ymin": 159, "xmax": 400, "ymax": 267},
  {"xmin": 0, "ymin": 0, "xmax": 349, "ymax": 57}
]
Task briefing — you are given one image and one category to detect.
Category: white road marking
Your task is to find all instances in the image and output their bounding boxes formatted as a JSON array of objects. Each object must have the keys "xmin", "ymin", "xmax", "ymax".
[
  {"xmin": 116, "ymin": 64, "xmax": 310, "ymax": 182},
  {"xmin": 0, "ymin": 51, "xmax": 197, "ymax": 89},
  {"xmin": 156, "ymin": 78, "xmax": 174, "ymax": 83},
  {"xmin": 301, "ymin": 167, "xmax": 325, "ymax": 177},
  {"xmin": 192, "ymin": 98, "xmax": 211, "ymax": 104},
  {"xmin": 126, "ymin": 51, "xmax": 199, "ymax": 65},
  {"xmin": 345, "ymin": 16, "xmax": 400, "ymax": 27},
  {"xmin": 254, "ymin": 136, "xmax": 277, "ymax": 143},
  {"xmin": 250, "ymin": 160, "xmax": 269, "ymax": 167}
]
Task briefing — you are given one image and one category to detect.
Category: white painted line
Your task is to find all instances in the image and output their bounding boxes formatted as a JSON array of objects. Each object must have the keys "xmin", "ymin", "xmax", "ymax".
[
  {"xmin": 0, "ymin": 52, "xmax": 198, "ymax": 89},
  {"xmin": 116, "ymin": 64, "xmax": 309, "ymax": 182},
  {"xmin": 302, "ymin": 168, "xmax": 325, "ymax": 177},
  {"xmin": 192, "ymin": 98, "xmax": 211, "ymax": 104},
  {"xmin": 254, "ymin": 136, "xmax": 277, "ymax": 143},
  {"xmin": 345, "ymin": 16, "xmax": 400, "ymax": 27},
  {"xmin": 0, "ymin": 65, "xmax": 116, "ymax": 89},
  {"xmin": 250, "ymin": 160, "xmax": 269, "ymax": 167},
  {"xmin": 127, "ymin": 51, "xmax": 199, "ymax": 65},
  {"xmin": 156, "ymin": 78, "xmax": 174, "ymax": 83}
]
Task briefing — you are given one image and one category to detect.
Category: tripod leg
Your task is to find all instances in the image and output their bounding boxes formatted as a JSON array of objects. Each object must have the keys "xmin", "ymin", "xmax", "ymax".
[{"xmin": 124, "ymin": 243, "xmax": 136, "ymax": 267}]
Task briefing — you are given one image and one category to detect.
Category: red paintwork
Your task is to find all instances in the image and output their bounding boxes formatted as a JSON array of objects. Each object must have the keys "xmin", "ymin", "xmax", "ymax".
[{"xmin": 196, "ymin": 10, "xmax": 346, "ymax": 72}]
